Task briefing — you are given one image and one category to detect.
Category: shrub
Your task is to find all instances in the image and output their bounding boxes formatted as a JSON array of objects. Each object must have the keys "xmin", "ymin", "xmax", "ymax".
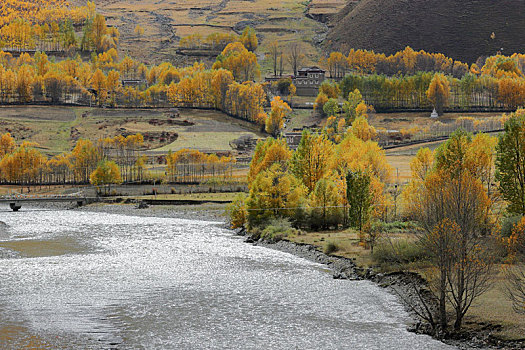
[
  {"xmin": 379, "ymin": 221, "xmax": 420, "ymax": 233},
  {"xmin": 324, "ymin": 242, "xmax": 339, "ymax": 255},
  {"xmin": 226, "ymin": 194, "xmax": 248, "ymax": 229},
  {"xmin": 372, "ymin": 238, "xmax": 429, "ymax": 266},
  {"xmin": 277, "ymin": 77, "xmax": 292, "ymax": 95},
  {"xmin": 500, "ymin": 215, "xmax": 522, "ymax": 237},
  {"xmin": 259, "ymin": 217, "xmax": 301, "ymax": 242}
]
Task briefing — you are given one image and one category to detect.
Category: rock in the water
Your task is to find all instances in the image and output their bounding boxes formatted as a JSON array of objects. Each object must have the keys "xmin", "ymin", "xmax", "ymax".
[
  {"xmin": 0, "ymin": 221, "xmax": 8, "ymax": 236},
  {"xmin": 137, "ymin": 201, "xmax": 149, "ymax": 209}
]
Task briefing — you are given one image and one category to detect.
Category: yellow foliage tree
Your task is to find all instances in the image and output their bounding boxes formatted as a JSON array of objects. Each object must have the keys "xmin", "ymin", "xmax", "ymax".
[
  {"xmin": 90, "ymin": 159, "xmax": 122, "ymax": 195},
  {"xmin": 350, "ymin": 116, "xmax": 377, "ymax": 141},
  {"xmin": 213, "ymin": 42, "xmax": 260, "ymax": 82},
  {"xmin": 265, "ymin": 96, "xmax": 291, "ymax": 136},
  {"xmin": 427, "ymin": 73, "xmax": 450, "ymax": 116},
  {"xmin": 248, "ymin": 138, "xmax": 291, "ymax": 184}
]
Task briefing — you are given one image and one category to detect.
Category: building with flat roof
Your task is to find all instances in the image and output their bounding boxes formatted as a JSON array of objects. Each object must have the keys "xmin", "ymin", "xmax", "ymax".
[{"xmin": 293, "ymin": 67, "xmax": 325, "ymax": 96}]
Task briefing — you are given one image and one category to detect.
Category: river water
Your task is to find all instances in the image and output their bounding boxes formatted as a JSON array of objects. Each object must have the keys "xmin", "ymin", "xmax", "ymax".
[{"xmin": 0, "ymin": 209, "xmax": 455, "ymax": 349}]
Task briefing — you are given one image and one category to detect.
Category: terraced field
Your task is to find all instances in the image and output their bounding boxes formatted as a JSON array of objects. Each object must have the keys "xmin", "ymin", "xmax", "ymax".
[
  {"xmin": 80, "ymin": 0, "xmax": 343, "ymax": 68},
  {"xmin": 0, "ymin": 106, "xmax": 264, "ymax": 155}
]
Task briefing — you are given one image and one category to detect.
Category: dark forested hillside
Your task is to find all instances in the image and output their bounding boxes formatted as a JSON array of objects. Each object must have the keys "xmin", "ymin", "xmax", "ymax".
[{"xmin": 327, "ymin": 0, "xmax": 525, "ymax": 63}]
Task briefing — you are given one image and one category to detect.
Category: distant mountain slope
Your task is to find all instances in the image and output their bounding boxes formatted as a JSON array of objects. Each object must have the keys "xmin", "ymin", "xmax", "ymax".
[
  {"xmin": 326, "ymin": 0, "xmax": 525, "ymax": 63},
  {"xmin": 74, "ymin": 0, "xmax": 328, "ymax": 66}
]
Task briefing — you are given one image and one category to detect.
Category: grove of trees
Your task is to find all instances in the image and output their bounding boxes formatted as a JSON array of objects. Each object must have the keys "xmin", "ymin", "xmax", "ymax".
[
  {"xmin": 317, "ymin": 47, "xmax": 525, "ymax": 111},
  {"xmin": 0, "ymin": 132, "xmax": 146, "ymax": 186},
  {"xmin": 229, "ymin": 107, "xmax": 525, "ymax": 331}
]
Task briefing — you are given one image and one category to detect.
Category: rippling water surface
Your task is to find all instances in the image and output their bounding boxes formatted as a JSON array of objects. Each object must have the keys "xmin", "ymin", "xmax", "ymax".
[{"xmin": 0, "ymin": 209, "xmax": 455, "ymax": 349}]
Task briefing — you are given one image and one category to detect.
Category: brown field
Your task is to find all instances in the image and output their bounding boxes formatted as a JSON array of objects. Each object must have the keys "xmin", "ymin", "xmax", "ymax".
[
  {"xmin": 308, "ymin": 0, "xmax": 348, "ymax": 16},
  {"xmin": 385, "ymin": 140, "xmax": 447, "ymax": 181},
  {"xmin": 368, "ymin": 111, "xmax": 502, "ymax": 131},
  {"xmin": 0, "ymin": 106, "xmax": 264, "ymax": 155},
  {"xmin": 76, "ymin": 0, "xmax": 329, "ymax": 70}
]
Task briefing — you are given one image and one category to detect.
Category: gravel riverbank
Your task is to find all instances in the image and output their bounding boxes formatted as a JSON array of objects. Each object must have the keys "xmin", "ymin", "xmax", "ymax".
[{"xmin": 244, "ymin": 236, "xmax": 524, "ymax": 350}]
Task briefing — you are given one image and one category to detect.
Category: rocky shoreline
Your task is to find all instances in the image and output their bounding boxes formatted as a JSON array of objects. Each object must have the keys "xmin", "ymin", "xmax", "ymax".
[{"xmin": 245, "ymin": 236, "xmax": 524, "ymax": 350}]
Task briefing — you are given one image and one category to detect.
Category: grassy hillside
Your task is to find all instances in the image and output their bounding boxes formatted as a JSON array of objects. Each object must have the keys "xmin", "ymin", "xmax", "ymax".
[
  {"xmin": 76, "ymin": 0, "xmax": 340, "ymax": 68},
  {"xmin": 0, "ymin": 106, "xmax": 263, "ymax": 155},
  {"xmin": 327, "ymin": 0, "xmax": 525, "ymax": 63}
]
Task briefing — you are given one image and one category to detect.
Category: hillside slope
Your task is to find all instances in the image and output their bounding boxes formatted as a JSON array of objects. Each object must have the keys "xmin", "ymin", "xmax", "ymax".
[
  {"xmin": 74, "ymin": 0, "xmax": 332, "ymax": 66},
  {"xmin": 326, "ymin": 0, "xmax": 525, "ymax": 63}
]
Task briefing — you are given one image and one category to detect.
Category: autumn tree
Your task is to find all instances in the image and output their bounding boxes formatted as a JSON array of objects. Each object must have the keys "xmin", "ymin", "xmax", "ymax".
[
  {"xmin": 266, "ymin": 96, "xmax": 291, "ymax": 137},
  {"xmin": 106, "ymin": 69, "xmax": 121, "ymax": 106},
  {"xmin": 496, "ymin": 109, "xmax": 525, "ymax": 214},
  {"xmin": 326, "ymin": 51, "xmax": 348, "ymax": 78},
  {"xmin": 323, "ymin": 98, "xmax": 340, "ymax": 117},
  {"xmin": 16, "ymin": 64, "xmax": 35, "ymax": 103},
  {"xmin": 248, "ymin": 137, "xmax": 291, "ymax": 183},
  {"xmin": 287, "ymin": 42, "xmax": 304, "ymax": 76},
  {"xmin": 309, "ymin": 176, "xmax": 343, "ymax": 229},
  {"xmin": 314, "ymin": 92, "xmax": 329, "ymax": 114},
  {"xmin": 289, "ymin": 83, "xmax": 296, "ymax": 104},
  {"xmin": 350, "ymin": 116, "xmax": 376, "ymax": 142},
  {"xmin": 346, "ymin": 170, "xmax": 371, "ymax": 233},
  {"xmin": 267, "ymin": 40, "xmax": 280, "ymax": 76},
  {"xmin": 246, "ymin": 163, "xmax": 307, "ymax": 228},
  {"xmin": 90, "ymin": 159, "xmax": 122, "ymax": 195},
  {"xmin": 240, "ymin": 26, "xmax": 258, "ymax": 52},
  {"xmin": 342, "ymin": 89, "xmax": 364, "ymax": 124},
  {"xmin": 213, "ymin": 42, "xmax": 260, "ymax": 82},
  {"xmin": 0, "ymin": 133, "xmax": 16, "ymax": 158},
  {"xmin": 290, "ymin": 130, "xmax": 334, "ymax": 192},
  {"xmin": 424, "ymin": 218, "xmax": 460, "ymax": 330},
  {"xmin": 71, "ymin": 139, "xmax": 102, "ymax": 183},
  {"xmin": 319, "ymin": 81, "xmax": 340, "ymax": 99},
  {"xmin": 43, "ymin": 71, "xmax": 66, "ymax": 103},
  {"xmin": 427, "ymin": 73, "xmax": 450, "ymax": 116},
  {"xmin": 227, "ymin": 194, "xmax": 248, "ymax": 229},
  {"xmin": 134, "ymin": 25, "xmax": 144, "ymax": 37},
  {"xmin": 91, "ymin": 68, "xmax": 107, "ymax": 105},
  {"xmin": 0, "ymin": 141, "xmax": 46, "ymax": 185},
  {"xmin": 404, "ymin": 130, "xmax": 495, "ymax": 331},
  {"xmin": 410, "ymin": 147, "xmax": 433, "ymax": 181},
  {"xmin": 503, "ymin": 217, "xmax": 525, "ymax": 314},
  {"xmin": 211, "ymin": 68, "xmax": 234, "ymax": 110}
]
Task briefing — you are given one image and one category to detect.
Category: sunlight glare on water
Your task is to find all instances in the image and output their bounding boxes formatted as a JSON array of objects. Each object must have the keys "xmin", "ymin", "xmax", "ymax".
[{"xmin": 0, "ymin": 210, "xmax": 455, "ymax": 349}]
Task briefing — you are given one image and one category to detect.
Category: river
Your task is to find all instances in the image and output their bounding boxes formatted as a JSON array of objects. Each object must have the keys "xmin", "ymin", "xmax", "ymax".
[{"xmin": 0, "ymin": 209, "xmax": 455, "ymax": 349}]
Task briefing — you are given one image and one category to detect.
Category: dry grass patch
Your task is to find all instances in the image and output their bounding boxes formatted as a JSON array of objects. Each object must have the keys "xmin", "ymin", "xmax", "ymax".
[
  {"xmin": 0, "ymin": 106, "xmax": 264, "ymax": 154},
  {"xmin": 287, "ymin": 229, "xmax": 375, "ymax": 267}
]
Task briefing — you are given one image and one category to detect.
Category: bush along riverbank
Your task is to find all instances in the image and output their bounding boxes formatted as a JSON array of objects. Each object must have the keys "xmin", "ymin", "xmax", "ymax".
[{"xmin": 236, "ymin": 226, "xmax": 525, "ymax": 350}]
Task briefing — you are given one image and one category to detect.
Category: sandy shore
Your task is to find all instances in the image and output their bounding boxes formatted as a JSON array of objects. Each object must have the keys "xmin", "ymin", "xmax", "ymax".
[{"xmin": 75, "ymin": 202, "xmax": 228, "ymax": 222}]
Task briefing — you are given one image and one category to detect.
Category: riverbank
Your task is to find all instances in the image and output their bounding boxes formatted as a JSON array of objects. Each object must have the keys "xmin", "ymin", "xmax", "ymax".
[
  {"xmin": 243, "ymin": 231, "xmax": 525, "ymax": 350},
  {"xmin": 5, "ymin": 202, "xmax": 523, "ymax": 349},
  {"xmin": 76, "ymin": 202, "xmax": 522, "ymax": 349}
]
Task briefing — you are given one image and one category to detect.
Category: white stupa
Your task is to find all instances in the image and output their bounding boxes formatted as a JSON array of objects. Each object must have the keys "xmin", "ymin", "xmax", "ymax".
[{"xmin": 430, "ymin": 108, "xmax": 439, "ymax": 118}]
